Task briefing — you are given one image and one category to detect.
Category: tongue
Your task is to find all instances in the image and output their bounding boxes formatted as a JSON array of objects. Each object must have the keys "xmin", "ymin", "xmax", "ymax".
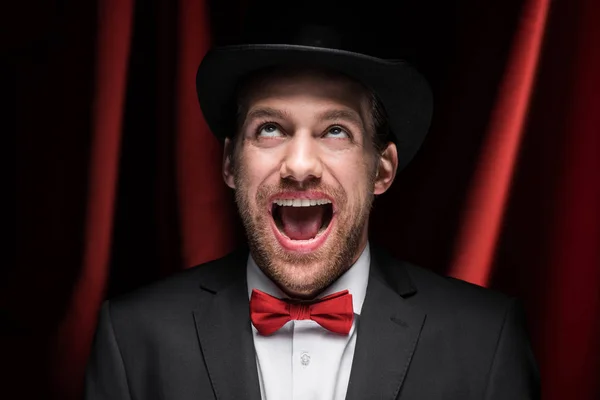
[{"xmin": 279, "ymin": 206, "xmax": 325, "ymax": 240}]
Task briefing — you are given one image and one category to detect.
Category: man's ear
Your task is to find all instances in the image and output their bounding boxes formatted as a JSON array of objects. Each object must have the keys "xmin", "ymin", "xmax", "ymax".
[
  {"xmin": 222, "ymin": 137, "xmax": 236, "ymax": 189},
  {"xmin": 373, "ymin": 142, "xmax": 398, "ymax": 195}
]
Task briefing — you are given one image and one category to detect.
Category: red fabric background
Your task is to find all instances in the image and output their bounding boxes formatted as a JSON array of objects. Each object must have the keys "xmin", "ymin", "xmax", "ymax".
[{"xmin": 10, "ymin": 0, "xmax": 600, "ymax": 398}]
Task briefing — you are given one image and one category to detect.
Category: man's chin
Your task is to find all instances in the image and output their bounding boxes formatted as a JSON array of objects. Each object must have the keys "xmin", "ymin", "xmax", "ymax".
[
  {"xmin": 270, "ymin": 263, "xmax": 336, "ymax": 299},
  {"xmin": 248, "ymin": 220, "xmax": 363, "ymax": 297}
]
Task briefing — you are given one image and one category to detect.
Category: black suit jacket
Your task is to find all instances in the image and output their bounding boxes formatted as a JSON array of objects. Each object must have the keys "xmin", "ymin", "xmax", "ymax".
[{"xmin": 85, "ymin": 246, "xmax": 539, "ymax": 399}]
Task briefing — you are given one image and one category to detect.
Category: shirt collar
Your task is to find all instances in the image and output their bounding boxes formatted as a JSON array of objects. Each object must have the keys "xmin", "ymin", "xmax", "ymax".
[{"xmin": 246, "ymin": 243, "xmax": 371, "ymax": 315}]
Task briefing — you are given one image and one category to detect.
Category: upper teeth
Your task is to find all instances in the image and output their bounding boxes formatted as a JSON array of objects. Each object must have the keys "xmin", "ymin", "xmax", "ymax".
[{"xmin": 273, "ymin": 199, "xmax": 332, "ymax": 207}]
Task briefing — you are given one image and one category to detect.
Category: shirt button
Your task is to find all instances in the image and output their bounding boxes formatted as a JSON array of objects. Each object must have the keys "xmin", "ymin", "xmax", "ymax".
[{"xmin": 300, "ymin": 352, "xmax": 311, "ymax": 366}]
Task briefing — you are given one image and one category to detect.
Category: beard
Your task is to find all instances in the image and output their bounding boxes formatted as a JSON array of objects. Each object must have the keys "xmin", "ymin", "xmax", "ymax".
[{"xmin": 233, "ymin": 167, "xmax": 375, "ymax": 299}]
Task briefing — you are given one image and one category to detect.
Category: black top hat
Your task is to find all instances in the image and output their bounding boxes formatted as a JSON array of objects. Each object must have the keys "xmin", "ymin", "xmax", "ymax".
[{"xmin": 196, "ymin": 25, "xmax": 433, "ymax": 171}]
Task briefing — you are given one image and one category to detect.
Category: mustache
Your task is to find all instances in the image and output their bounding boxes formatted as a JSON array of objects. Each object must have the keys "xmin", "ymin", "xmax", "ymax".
[
  {"xmin": 274, "ymin": 178, "xmax": 329, "ymax": 192},
  {"xmin": 255, "ymin": 179, "xmax": 346, "ymax": 205}
]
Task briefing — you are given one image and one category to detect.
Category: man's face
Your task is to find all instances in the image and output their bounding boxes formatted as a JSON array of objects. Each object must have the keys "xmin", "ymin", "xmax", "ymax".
[{"xmin": 223, "ymin": 69, "xmax": 397, "ymax": 299}]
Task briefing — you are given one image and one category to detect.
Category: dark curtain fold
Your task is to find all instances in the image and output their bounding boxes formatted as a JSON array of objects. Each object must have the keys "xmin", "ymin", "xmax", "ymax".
[
  {"xmin": 11, "ymin": 0, "xmax": 600, "ymax": 399},
  {"xmin": 12, "ymin": 0, "xmax": 134, "ymax": 398},
  {"xmin": 449, "ymin": 0, "xmax": 550, "ymax": 285}
]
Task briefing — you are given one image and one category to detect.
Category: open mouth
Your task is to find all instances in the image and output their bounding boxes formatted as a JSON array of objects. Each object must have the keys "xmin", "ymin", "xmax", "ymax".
[{"xmin": 271, "ymin": 198, "xmax": 334, "ymax": 241}]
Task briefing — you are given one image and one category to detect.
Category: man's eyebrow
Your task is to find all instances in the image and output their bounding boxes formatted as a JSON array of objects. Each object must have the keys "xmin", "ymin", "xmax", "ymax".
[
  {"xmin": 244, "ymin": 107, "xmax": 365, "ymax": 128},
  {"xmin": 317, "ymin": 109, "xmax": 364, "ymax": 127},
  {"xmin": 245, "ymin": 107, "xmax": 290, "ymax": 121}
]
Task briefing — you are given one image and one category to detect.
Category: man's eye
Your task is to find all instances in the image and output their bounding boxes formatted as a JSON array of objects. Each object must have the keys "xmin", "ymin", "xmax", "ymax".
[
  {"xmin": 324, "ymin": 126, "xmax": 350, "ymax": 139},
  {"xmin": 258, "ymin": 124, "xmax": 283, "ymax": 137}
]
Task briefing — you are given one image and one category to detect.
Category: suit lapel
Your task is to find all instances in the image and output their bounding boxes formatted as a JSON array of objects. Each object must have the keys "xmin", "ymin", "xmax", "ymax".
[
  {"xmin": 346, "ymin": 248, "xmax": 427, "ymax": 400},
  {"xmin": 193, "ymin": 250, "xmax": 262, "ymax": 400}
]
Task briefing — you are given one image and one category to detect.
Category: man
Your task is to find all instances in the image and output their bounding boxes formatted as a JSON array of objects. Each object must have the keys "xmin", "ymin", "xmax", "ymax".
[{"xmin": 85, "ymin": 27, "xmax": 539, "ymax": 399}]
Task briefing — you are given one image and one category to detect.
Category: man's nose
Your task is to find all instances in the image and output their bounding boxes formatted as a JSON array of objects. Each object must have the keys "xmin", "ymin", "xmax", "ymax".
[{"xmin": 280, "ymin": 132, "xmax": 323, "ymax": 183}]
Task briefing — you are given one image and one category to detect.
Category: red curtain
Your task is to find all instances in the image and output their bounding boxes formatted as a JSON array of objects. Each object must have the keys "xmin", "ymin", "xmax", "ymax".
[
  {"xmin": 447, "ymin": 0, "xmax": 600, "ymax": 397},
  {"xmin": 176, "ymin": 0, "xmax": 238, "ymax": 268},
  {"xmin": 450, "ymin": 0, "xmax": 551, "ymax": 285},
  {"xmin": 11, "ymin": 0, "xmax": 599, "ymax": 399}
]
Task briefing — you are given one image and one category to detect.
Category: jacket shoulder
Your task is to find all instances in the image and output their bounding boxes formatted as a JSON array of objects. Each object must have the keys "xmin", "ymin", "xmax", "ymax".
[
  {"xmin": 405, "ymin": 262, "xmax": 512, "ymax": 307},
  {"xmin": 372, "ymin": 246, "xmax": 516, "ymax": 324},
  {"xmin": 106, "ymin": 249, "xmax": 247, "ymax": 320},
  {"xmin": 373, "ymin": 246, "xmax": 513, "ymax": 311},
  {"xmin": 399, "ymin": 261, "xmax": 520, "ymax": 336}
]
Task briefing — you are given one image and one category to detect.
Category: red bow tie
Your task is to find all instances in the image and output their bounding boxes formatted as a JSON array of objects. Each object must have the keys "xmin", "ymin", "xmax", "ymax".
[{"xmin": 249, "ymin": 289, "xmax": 354, "ymax": 336}]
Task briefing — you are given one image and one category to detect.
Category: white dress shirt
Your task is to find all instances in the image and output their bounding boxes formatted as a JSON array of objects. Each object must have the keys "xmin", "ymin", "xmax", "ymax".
[{"xmin": 246, "ymin": 244, "xmax": 371, "ymax": 400}]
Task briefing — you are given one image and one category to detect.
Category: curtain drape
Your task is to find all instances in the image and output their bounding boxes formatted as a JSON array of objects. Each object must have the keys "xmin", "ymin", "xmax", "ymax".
[{"xmin": 11, "ymin": 0, "xmax": 599, "ymax": 398}]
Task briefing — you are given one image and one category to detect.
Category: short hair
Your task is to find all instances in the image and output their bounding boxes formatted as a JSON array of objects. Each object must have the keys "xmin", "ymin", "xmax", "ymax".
[{"xmin": 228, "ymin": 65, "xmax": 393, "ymax": 162}]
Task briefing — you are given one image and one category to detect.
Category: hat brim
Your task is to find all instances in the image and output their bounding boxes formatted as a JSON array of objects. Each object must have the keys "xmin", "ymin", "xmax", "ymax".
[{"xmin": 196, "ymin": 44, "xmax": 433, "ymax": 171}]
